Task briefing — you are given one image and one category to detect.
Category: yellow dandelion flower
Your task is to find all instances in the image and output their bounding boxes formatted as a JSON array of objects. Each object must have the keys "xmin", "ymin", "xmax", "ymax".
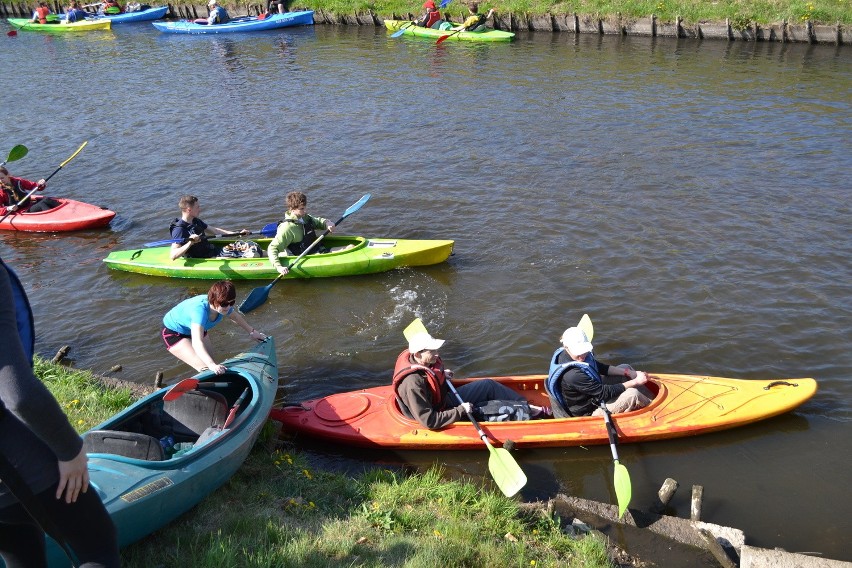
[
  {"xmin": 530, "ymin": 561, "xmax": 537, "ymax": 566},
  {"xmin": 77, "ymin": 419, "xmax": 84, "ymax": 425},
  {"xmin": 308, "ymin": 502, "xmax": 316, "ymax": 508},
  {"xmin": 302, "ymin": 469, "xmax": 312, "ymax": 479},
  {"xmin": 433, "ymin": 529, "xmax": 442, "ymax": 537}
]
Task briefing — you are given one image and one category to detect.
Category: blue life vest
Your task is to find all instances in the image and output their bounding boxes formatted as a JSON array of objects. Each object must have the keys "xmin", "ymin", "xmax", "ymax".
[
  {"xmin": 0, "ymin": 258, "xmax": 35, "ymax": 365},
  {"xmin": 545, "ymin": 347, "xmax": 601, "ymax": 416}
]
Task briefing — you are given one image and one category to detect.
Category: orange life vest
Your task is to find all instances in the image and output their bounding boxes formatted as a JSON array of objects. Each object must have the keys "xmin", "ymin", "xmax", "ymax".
[{"xmin": 391, "ymin": 349, "xmax": 446, "ymax": 407}]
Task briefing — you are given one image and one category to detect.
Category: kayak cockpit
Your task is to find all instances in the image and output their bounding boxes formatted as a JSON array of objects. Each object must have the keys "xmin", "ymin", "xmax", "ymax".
[{"xmin": 83, "ymin": 372, "xmax": 253, "ymax": 462}]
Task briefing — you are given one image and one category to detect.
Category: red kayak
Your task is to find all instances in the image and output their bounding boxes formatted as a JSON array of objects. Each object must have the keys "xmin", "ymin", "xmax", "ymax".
[{"xmin": 0, "ymin": 197, "xmax": 115, "ymax": 232}]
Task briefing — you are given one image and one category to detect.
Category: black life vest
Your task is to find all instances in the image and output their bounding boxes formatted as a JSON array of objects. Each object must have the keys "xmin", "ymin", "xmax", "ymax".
[{"xmin": 282, "ymin": 217, "xmax": 320, "ymax": 255}]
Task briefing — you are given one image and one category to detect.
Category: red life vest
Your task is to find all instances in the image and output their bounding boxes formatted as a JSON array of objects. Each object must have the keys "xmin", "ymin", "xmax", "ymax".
[
  {"xmin": 391, "ymin": 349, "xmax": 446, "ymax": 407},
  {"xmin": 35, "ymin": 6, "xmax": 50, "ymax": 23},
  {"xmin": 424, "ymin": 11, "xmax": 441, "ymax": 28}
]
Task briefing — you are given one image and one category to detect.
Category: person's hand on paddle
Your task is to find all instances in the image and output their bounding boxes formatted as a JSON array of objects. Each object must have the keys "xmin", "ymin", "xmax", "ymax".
[
  {"xmin": 326, "ymin": 222, "xmax": 336, "ymax": 232},
  {"xmin": 35, "ymin": 179, "xmax": 46, "ymax": 190},
  {"xmin": 458, "ymin": 401, "xmax": 473, "ymax": 414},
  {"xmin": 276, "ymin": 265, "xmax": 290, "ymax": 276},
  {"xmin": 56, "ymin": 448, "xmax": 89, "ymax": 504}
]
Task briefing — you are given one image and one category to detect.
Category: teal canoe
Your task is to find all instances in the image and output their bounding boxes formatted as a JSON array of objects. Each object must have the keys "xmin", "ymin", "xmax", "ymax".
[
  {"xmin": 45, "ymin": 338, "xmax": 278, "ymax": 566},
  {"xmin": 384, "ymin": 19, "xmax": 515, "ymax": 42},
  {"xmin": 102, "ymin": 235, "xmax": 455, "ymax": 280}
]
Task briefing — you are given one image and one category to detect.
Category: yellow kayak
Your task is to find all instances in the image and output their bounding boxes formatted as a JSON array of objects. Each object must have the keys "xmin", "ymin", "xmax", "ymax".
[{"xmin": 8, "ymin": 18, "xmax": 111, "ymax": 31}]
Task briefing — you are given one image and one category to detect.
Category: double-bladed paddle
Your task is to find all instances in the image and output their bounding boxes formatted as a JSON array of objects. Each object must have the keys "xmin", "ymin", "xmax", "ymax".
[
  {"xmin": 391, "ymin": 21, "xmax": 414, "ymax": 37},
  {"xmin": 0, "ymin": 141, "xmax": 87, "ymax": 225},
  {"xmin": 403, "ymin": 317, "xmax": 527, "ymax": 497},
  {"xmin": 446, "ymin": 377, "xmax": 527, "ymax": 497},
  {"xmin": 580, "ymin": 314, "xmax": 631, "ymax": 517},
  {"xmin": 163, "ymin": 378, "xmax": 230, "ymax": 401},
  {"xmin": 435, "ymin": 27, "xmax": 462, "ymax": 44},
  {"xmin": 143, "ymin": 222, "xmax": 279, "ymax": 248},
  {"xmin": 238, "ymin": 193, "xmax": 371, "ymax": 314},
  {"xmin": 600, "ymin": 399, "xmax": 632, "ymax": 517},
  {"xmin": 2, "ymin": 144, "xmax": 28, "ymax": 166}
]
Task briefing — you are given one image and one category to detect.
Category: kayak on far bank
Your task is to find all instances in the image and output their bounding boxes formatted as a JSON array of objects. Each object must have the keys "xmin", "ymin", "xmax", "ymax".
[
  {"xmin": 102, "ymin": 235, "xmax": 454, "ymax": 279},
  {"xmin": 58, "ymin": 5, "xmax": 169, "ymax": 23},
  {"xmin": 384, "ymin": 19, "xmax": 514, "ymax": 42},
  {"xmin": 7, "ymin": 17, "xmax": 111, "ymax": 31},
  {"xmin": 152, "ymin": 10, "xmax": 313, "ymax": 34}
]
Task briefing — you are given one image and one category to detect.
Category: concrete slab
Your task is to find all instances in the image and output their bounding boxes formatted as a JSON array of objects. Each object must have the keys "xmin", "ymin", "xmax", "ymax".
[{"xmin": 740, "ymin": 545, "xmax": 852, "ymax": 568}]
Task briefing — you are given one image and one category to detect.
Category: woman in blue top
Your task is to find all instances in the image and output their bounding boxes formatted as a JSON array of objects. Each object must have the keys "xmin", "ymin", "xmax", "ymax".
[{"xmin": 162, "ymin": 281, "xmax": 266, "ymax": 374}]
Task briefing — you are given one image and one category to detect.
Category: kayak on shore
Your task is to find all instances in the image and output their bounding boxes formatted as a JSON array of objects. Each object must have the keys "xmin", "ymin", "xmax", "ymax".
[
  {"xmin": 102, "ymin": 235, "xmax": 454, "ymax": 279},
  {"xmin": 7, "ymin": 17, "xmax": 111, "ymax": 31},
  {"xmin": 0, "ymin": 197, "xmax": 115, "ymax": 232},
  {"xmin": 152, "ymin": 10, "xmax": 314, "ymax": 34},
  {"xmin": 270, "ymin": 374, "xmax": 817, "ymax": 450},
  {"xmin": 384, "ymin": 19, "xmax": 515, "ymax": 42},
  {"xmin": 44, "ymin": 338, "xmax": 278, "ymax": 566}
]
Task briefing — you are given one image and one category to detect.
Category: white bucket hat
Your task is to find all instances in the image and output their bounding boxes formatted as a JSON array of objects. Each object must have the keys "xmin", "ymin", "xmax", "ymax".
[
  {"xmin": 408, "ymin": 332, "xmax": 445, "ymax": 354},
  {"xmin": 561, "ymin": 327, "xmax": 593, "ymax": 356}
]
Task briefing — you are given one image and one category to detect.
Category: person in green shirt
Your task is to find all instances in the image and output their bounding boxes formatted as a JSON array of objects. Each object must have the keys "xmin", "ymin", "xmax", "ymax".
[{"xmin": 267, "ymin": 191, "xmax": 336, "ymax": 276}]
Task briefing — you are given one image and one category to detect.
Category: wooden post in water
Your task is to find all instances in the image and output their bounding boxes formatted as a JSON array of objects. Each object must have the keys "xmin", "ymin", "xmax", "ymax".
[
  {"xmin": 690, "ymin": 484, "xmax": 703, "ymax": 521},
  {"xmin": 51, "ymin": 345, "xmax": 70, "ymax": 364},
  {"xmin": 154, "ymin": 371, "xmax": 164, "ymax": 388},
  {"xmin": 651, "ymin": 478, "xmax": 679, "ymax": 513}
]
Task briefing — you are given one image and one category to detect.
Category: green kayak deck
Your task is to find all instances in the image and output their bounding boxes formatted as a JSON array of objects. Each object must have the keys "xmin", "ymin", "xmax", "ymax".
[
  {"xmin": 103, "ymin": 235, "xmax": 454, "ymax": 280},
  {"xmin": 8, "ymin": 17, "xmax": 111, "ymax": 31},
  {"xmin": 384, "ymin": 19, "xmax": 514, "ymax": 42}
]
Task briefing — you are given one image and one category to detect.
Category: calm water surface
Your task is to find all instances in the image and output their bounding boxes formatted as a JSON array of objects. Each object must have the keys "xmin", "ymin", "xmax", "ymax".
[{"xmin": 2, "ymin": 22, "xmax": 851, "ymax": 561}]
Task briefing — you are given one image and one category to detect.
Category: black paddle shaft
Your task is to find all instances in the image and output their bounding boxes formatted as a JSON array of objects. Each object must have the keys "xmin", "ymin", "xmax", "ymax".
[{"xmin": 599, "ymin": 401, "xmax": 622, "ymax": 461}]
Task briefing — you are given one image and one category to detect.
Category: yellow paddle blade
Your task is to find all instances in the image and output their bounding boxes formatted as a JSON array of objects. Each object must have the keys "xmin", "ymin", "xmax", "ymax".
[
  {"xmin": 487, "ymin": 444, "xmax": 527, "ymax": 497},
  {"xmin": 403, "ymin": 318, "xmax": 429, "ymax": 341},
  {"xmin": 578, "ymin": 313, "xmax": 594, "ymax": 342},
  {"xmin": 614, "ymin": 460, "xmax": 632, "ymax": 518}
]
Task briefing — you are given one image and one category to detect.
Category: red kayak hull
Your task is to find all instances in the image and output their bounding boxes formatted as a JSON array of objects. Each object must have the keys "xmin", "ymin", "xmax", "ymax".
[{"xmin": 0, "ymin": 197, "xmax": 115, "ymax": 232}]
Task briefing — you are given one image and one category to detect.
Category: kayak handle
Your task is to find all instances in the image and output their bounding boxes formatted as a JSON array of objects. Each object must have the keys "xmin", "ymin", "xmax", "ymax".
[{"xmin": 764, "ymin": 381, "xmax": 798, "ymax": 390}]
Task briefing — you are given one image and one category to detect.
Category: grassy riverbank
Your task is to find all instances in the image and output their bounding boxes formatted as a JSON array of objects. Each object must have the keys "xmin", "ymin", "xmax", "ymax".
[
  {"xmin": 306, "ymin": 0, "xmax": 850, "ymax": 26},
  {"xmin": 37, "ymin": 359, "xmax": 615, "ymax": 567}
]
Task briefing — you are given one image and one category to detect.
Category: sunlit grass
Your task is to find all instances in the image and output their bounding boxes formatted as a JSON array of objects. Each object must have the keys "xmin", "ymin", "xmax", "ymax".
[{"xmin": 299, "ymin": 0, "xmax": 851, "ymax": 25}]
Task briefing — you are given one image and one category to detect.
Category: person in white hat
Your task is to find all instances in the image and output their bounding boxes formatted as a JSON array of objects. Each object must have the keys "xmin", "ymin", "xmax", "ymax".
[
  {"xmin": 392, "ymin": 331, "xmax": 547, "ymax": 429},
  {"xmin": 203, "ymin": 0, "xmax": 230, "ymax": 24},
  {"xmin": 545, "ymin": 326, "xmax": 652, "ymax": 418}
]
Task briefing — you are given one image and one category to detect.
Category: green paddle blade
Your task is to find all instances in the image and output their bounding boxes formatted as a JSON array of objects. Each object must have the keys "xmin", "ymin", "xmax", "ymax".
[
  {"xmin": 614, "ymin": 460, "xmax": 632, "ymax": 518},
  {"xmin": 578, "ymin": 313, "xmax": 594, "ymax": 342},
  {"xmin": 403, "ymin": 318, "xmax": 429, "ymax": 341},
  {"xmin": 4, "ymin": 144, "xmax": 28, "ymax": 164},
  {"xmin": 487, "ymin": 444, "xmax": 527, "ymax": 497}
]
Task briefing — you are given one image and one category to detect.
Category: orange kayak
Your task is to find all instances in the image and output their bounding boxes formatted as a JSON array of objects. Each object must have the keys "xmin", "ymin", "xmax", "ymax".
[
  {"xmin": 0, "ymin": 197, "xmax": 115, "ymax": 232},
  {"xmin": 270, "ymin": 374, "xmax": 817, "ymax": 449}
]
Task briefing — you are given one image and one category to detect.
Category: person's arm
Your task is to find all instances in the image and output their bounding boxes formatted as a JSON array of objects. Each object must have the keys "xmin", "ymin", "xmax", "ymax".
[
  {"xmin": 170, "ymin": 235, "xmax": 200, "ymax": 260},
  {"xmin": 227, "ymin": 310, "xmax": 267, "ymax": 341},
  {"xmin": 189, "ymin": 322, "xmax": 224, "ymax": 374},
  {"xmin": 398, "ymin": 375, "xmax": 465, "ymax": 429},
  {"xmin": 606, "ymin": 364, "xmax": 649, "ymax": 388},
  {"xmin": 267, "ymin": 224, "xmax": 293, "ymax": 275}
]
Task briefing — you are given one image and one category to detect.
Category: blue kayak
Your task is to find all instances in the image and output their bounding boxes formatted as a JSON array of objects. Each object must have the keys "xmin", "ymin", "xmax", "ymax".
[
  {"xmin": 60, "ymin": 5, "xmax": 168, "ymax": 23},
  {"xmin": 152, "ymin": 10, "xmax": 313, "ymax": 34},
  {"xmin": 45, "ymin": 338, "xmax": 278, "ymax": 566}
]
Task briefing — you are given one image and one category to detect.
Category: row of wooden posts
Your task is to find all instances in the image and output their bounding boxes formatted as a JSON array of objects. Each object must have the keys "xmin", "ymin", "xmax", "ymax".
[{"xmin": 1, "ymin": 1, "xmax": 847, "ymax": 44}]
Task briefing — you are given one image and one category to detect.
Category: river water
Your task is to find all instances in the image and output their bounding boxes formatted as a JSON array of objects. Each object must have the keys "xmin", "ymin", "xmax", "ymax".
[{"xmin": 2, "ymin": 21, "xmax": 851, "ymax": 561}]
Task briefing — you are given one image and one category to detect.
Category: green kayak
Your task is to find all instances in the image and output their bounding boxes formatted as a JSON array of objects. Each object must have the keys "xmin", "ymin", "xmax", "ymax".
[
  {"xmin": 8, "ymin": 17, "xmax": 111, "ymax": 31},
  {"xmin": 103, "ymin": 235, "xmax": 454, "ymax": 280},
  {"xmin": 384, "ymin": 19, "xmax": 514, "ymax": 42}
]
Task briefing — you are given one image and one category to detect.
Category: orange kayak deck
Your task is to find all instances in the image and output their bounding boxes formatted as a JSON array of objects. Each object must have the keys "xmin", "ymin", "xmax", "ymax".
[{"xmin": 270, "ymin": 374, "xmax": 817, "ymax": 449}]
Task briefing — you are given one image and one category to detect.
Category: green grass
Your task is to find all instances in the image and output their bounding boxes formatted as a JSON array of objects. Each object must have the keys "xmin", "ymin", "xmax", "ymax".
[
  {"xmin": 35, "ymin": 358, "xmax": 615, "ymax": 568},
  {"xmin": 296, "ymin": 0, "xmax": 851, "ymax": 26}
]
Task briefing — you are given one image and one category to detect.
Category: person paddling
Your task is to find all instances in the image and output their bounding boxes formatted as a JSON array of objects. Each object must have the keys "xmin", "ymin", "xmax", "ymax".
[
  {"xmin": 450, "ymin": 2, "xmax": 494, "ymax": 31},
  {"xmin": 0, "ymin": 166, "xmax": 59, "ymax": 216},
  {"xmin": 393, "ymin": 329, "xmax": 549, "ymax": 429},
  {"xmin": 267, "ymin": 191, "xmax": 339, "ymax": 276},
  {"xmin": 169, "ymin": 195, "xmax": 248, "ymax": 260},
  {"xmin": 546, "ymin": 326, "xmax": 652, "ymax": 418},
  {"xmin": 194, "ymin": 0, "xmax": 230, "ymax": 24}
]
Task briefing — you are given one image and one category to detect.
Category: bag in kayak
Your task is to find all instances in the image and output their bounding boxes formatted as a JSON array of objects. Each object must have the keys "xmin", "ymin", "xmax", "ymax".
[
  {"xmin": 472, "ymin": 399, "xmax": 532, "ymax": 422},
  {"xmin": 219, "ymin": 240, "xmax": 261, "ymax": 258}
]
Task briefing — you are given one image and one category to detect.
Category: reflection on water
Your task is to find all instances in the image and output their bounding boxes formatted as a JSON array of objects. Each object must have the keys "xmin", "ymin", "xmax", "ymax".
[{"xmin": 2, "ymin": 24, "xmax": 850, "ymax": 561}]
